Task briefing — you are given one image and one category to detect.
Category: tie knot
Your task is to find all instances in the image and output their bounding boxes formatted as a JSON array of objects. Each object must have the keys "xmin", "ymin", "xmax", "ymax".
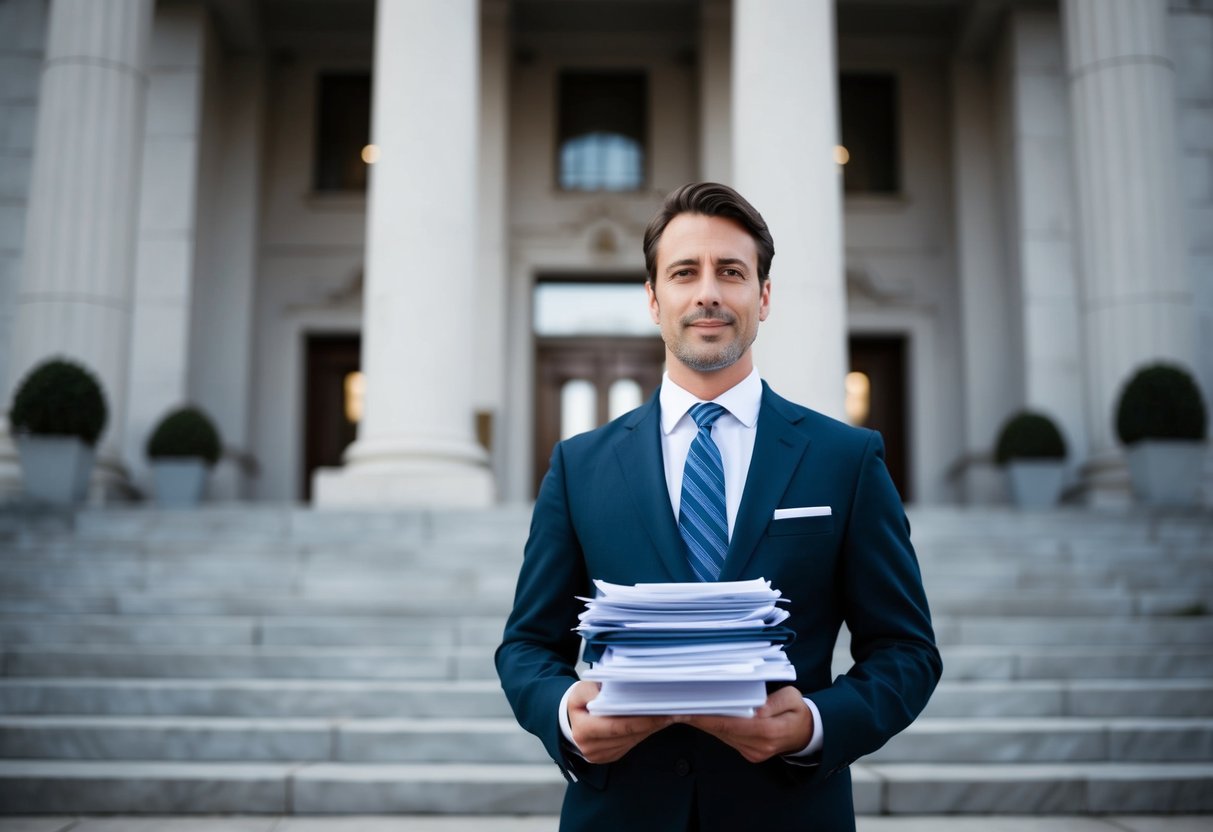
[{"xmin": 689, "ymin": 401, "xmax": 726, "ymax": 430}]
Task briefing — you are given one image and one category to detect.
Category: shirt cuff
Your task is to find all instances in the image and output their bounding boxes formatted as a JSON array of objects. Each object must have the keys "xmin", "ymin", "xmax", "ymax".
[
  {"xmin": 785, "ymin": 697, "xmax": 823, "ymax": 758},
  {"xmin": 558, "ymin": 682, "xmax": 583, "ymax": 751}
]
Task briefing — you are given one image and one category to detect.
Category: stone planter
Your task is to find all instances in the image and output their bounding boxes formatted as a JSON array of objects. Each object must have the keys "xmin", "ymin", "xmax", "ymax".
[
  {"xmin": 1126, "ymin": 440, "xmax": 1206, "ymax": 506},
  {"xmin": 151, "ymin": 458, "xmax": 209, "ymax": 507},
  {"xmin": 1005, "ymin": 460, "xmax": 1065, "ymax": 509},
  {"xmin": 16, "ymin": 435, "xmax": 95, "ymax": 505}
]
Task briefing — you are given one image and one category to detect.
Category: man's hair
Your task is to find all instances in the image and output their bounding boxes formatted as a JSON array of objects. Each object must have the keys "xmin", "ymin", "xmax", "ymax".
[{"xmin": 642, "ymin": 182, "xmax": 775, "ymax": 284}]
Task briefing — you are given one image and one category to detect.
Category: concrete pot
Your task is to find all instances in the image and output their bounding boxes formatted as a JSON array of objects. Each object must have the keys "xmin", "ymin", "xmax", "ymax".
[
  {"xmin": 1006, "ymin": 460, "xmax": 1065, "ymax": 509},
  {"xmin": 151, "ymin": 458, "xmax": 209, "ymax": 507},
  {"xmin": 15, "ymin": 435, "xmax": 95, "ymax": 504},
  {"xmin": 1126, "ymin": 440, "xmax": 1206, "ymax": 506}
]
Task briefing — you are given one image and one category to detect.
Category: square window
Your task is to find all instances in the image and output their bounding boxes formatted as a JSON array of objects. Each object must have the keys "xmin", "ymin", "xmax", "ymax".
[
  {"xmin": 839, "ymin": 74, "xmax": 900, "ymax": 195},
  {"xmin": 558, "ymin": 72, "xmax": 647, "ymax": 192},
  {"xmin": 314, "ymin": 73, "xmax": 372, "ymax": 192}
]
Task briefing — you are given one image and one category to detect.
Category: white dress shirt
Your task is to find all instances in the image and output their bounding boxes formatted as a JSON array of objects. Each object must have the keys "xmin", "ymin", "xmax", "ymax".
[{"xmin": 559, "ymin": 368, "xmax": 823, "ymax": 760}]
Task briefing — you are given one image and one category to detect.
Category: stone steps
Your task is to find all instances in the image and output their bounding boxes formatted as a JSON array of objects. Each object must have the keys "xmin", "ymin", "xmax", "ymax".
[
  {"xmin": 1, "ymin": 759, "xmax": 1210, "ymax": 815},
  {"xmin": 2, "ymin": 589, "xmax": 1206, "ymax": 618},
  {"xmin": 1, "ymin": 505, "xmax": 1211, "ymax": 815},
  {"xmin": 3, "ymin": 714, "xmax": 1210, "ymax": 765},
  {"xmin": 4, "ymin": 613, "xmax": 1211, "ymax": 647},
  {"xmin": 3, "ymin": 677, "xmax": 1212, "ymax": 719},
  {"xmin": 6, "ymin": 642, "xmax": 1213, "ymax": 681}
]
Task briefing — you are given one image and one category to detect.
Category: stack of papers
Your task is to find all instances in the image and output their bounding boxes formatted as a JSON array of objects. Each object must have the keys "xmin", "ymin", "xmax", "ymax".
[{"xmin": 577, "ymin": 578, "xmax": 796, "ymax": 717}]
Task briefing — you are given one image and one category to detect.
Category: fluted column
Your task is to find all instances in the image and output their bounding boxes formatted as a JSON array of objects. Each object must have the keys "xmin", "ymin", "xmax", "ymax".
[
  {"xmin": 731, "ymin": 0, "xmax": 847, "ymax": 418},
  {"xmin": 313, "ymin": 0, "xmax": 494, "ymax": 506},
  {"xmin": 5, "ymin": 0, "xmax": 154, "ymax": 496},
  {"xmin": 1063, "ymin": 0, "xmax": 1196, "ymax": 500}
]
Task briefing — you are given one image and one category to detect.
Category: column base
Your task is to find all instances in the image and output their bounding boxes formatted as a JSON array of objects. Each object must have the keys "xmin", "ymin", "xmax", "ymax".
[
  {"xmin": 958, "ymin": 457, "xmax": 1009, "ymax": 506},
  {"xmin": 312, "ymin": 435, "xmax": 496, "ymax": 508},
  {"xmin": 1075, "ymin": 448, "xmax": 1133, "ymax": 510},
  {"xmin": 0, "ymin": 421, "xmax": 23, "ymax": 501}
]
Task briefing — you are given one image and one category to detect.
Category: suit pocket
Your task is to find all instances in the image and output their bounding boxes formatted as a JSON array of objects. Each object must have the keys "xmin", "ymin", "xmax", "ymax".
[{"xmin": 768, "ymin": 514, "xmax": 834, "ymax": 536}]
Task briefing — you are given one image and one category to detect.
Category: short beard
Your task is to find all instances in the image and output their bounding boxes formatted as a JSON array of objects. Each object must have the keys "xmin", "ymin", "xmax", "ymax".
[
  {"xmin": 669, "ymin": 309, "xmax": 748, "ymax": 372},
  {"xmin": 672, "ymin": 338, "xmax": 746, "ymax": 372}
]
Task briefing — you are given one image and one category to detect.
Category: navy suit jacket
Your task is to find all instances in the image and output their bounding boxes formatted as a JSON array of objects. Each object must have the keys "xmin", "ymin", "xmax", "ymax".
[{"xmin": 496, "ymin": 382, "xmax": 942, "ymax": 831}]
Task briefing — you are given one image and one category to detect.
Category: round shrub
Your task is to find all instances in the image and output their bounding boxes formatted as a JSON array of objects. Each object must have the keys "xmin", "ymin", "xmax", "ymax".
[
  {"xmin": 147, "ymin": 406, "xmax": 222, "ymax": 466},
  {"xmin": 1116, "ymin": 363, "xmax": 1207, "ymax": 444},
  {"xmin": 995, "ymin": 411, "xmax": 1067, "ymax": 465},
  {"xmin": 9, "ymin": 358, "xmax": 108, "ymax": 445}
]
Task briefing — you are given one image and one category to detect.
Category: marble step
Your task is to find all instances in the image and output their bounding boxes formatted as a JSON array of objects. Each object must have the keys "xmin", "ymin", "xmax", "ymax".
[
  {"xmin": 2, "ymin": 588, "xmax": 1205, "ymax": 619},
  {"xmin": 7, "ymin": 643, "xmax": 1213, "ymax": 681},
  {"xmin": 4, "ymin": 613, "xmax": 1210, "ymax": 649},
  {"xmin": 859, "ymin": 762, "xmax": 1213, "ymax": 814},
  {"xmin": 0, "ymin": 644, "xmax": 492, "ymax": 680},
  {"xmin": 937, "ymin": 645, "xmax": 1213, "ymax": 680},
  {"xmin": 0, "ymin": 563, "xmax": 521, "ymax": 597},
  {"xmin": 0, "ymin": 592, "xmax": 517, "ymax": 618},
  {"xmin": 4, "ymin": 678, "xmax": 1211, "ymax": 720},
  {"xmin": 1, "ymin": 759, "xmax": 1210, "ymax": 814},
  {"xmin": 0, "ymin": 678, "xmax": 515, "ymax": 718},
  {"xmin": 3, "ymin": 714, "xmax": 1209, "ymax": 764},
  {"xmin": 0, "ymin": 614, "xmax": 507, "ymax": 648}
]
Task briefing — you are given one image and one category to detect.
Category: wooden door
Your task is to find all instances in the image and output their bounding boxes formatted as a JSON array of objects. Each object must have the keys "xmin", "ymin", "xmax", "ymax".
[
  {"xmin": 848, "ymin": 335, "xmax": 911, "ymax": 501},
  {"xmin": 534, "ymin": 337, "xmax": 665, "ymax": 494},
  {"xmin": 303, "ymin": 334, "xmax": 361, "ymax": 501}
]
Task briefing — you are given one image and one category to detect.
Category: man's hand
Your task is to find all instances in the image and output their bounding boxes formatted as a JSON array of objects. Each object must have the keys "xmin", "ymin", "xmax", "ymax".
[
  {"xmin": 674, "ymin": 685, "xmax": 814, "ymax": 763},
  {"xmin": 567, "ymin": 680, "xmax": 674, "ymax": 763}
]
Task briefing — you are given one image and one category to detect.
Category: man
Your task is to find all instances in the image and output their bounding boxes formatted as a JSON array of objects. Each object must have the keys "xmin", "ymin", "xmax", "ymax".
[{"xmin": 496, "ymin": 182, "xmax": 941, "ymax": 831}]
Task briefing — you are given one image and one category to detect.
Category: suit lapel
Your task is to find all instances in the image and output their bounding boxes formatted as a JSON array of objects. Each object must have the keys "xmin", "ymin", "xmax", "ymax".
[
  {"xmin": 718, "ymin": 384, "xmax": 811, "ymax": 582},
  {"xmin": 614, "ymin": 391, "xmax": 699, "ymax": 583}
]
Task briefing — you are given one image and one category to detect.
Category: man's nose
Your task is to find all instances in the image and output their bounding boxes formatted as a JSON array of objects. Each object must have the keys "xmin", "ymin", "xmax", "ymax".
[{"xmin": 695, "ymin": 275, "xmax": 722, "ymax": 306}]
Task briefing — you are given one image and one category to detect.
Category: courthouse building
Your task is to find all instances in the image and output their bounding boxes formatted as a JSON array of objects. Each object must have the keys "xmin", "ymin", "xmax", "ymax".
[{"xmin": 0, "ymin": 0, "xmax": 1209, "ymax": 507}]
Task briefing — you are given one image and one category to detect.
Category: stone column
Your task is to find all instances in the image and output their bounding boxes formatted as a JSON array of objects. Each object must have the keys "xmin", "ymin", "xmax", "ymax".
[
  {"xmin": 313, "ymin": 0, "xmax": 494, "ymax": 506},
  {"xmin": 5, "ymin": 0, "xmax": 154, "ymax": 497},
  {"xmin": 731, "ymin": 0, "xmax": 847, "ymax": 418},
  {"xmin": 699, "ymin": 0, "xmax": 731, "ymax": 183},
  {"xmin": 475, "ymin": 0, "xmax": 509, "ymax": 487},
  {"xmin": 125, "ymin": 1, "xmax": 211, "ymax": 493},
  {"xmin": 1062, "ymin": 0, "xmax": 1196, "ymax": 502},
  {"xmin": 951, "ymin": 56, "xmax": 1018, "ymax": 503}
]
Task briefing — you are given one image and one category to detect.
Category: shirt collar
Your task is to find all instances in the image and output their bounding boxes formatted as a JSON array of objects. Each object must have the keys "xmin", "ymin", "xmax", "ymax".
[{"xmin": 659, "ymin": 367, "xmax": 762, "ymax": 435}]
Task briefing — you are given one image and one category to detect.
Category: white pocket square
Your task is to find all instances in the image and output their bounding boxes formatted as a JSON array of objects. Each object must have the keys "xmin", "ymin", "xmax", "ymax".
[{"xmin": 772, "ymin": 506, "xmax": 832, "ymax": 520}]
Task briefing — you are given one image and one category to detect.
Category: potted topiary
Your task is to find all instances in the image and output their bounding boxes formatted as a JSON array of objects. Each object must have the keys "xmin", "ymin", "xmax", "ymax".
[
  {"xmin": 995, "ymin": 410, "xmax": 1068, "ymax": 509},
  {"xmin": 1115, "ymin": 363, "xmax": 1208, "ymax": 506},
  {"xmin": 146, "ymin": 406, "xmax": 222, "ymax": 507},
  {"xmin": 8, "ymin": 358, "xmax": 108, "ymax": 504}
]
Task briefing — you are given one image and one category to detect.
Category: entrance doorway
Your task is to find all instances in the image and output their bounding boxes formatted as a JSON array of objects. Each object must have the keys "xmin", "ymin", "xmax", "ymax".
[
  {"xmin": 534, "ymin": 337, "xmax": 665, "ymax": 494},
  {"xmin": 303, "ymin": 334, "xmax": 361, "ymax": 501},
  {"xmin": 848, "ymin": 335, "xmax": 911, "ymax": 501}
]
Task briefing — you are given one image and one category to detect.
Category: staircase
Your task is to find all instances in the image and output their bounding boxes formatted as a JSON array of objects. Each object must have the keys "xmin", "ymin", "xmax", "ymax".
[{"xmin": 1, "ymin": 505, "xmax": 1211, "ymax": 814}]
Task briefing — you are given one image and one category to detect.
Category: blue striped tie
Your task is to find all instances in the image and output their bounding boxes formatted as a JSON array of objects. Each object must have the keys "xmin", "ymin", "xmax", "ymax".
[{"xmin": 679, "ymin": 402, "xmax": 728, "ymax": 581}]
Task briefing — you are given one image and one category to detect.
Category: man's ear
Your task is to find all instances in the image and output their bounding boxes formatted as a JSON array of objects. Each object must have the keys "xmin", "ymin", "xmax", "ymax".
[
  {"xmin": 645, "ymin": 280, "xmax": 661, "ymax": 325},
  {"xmin": 758, "ymin": 278, "xmax": 771, "ymax": 322}
]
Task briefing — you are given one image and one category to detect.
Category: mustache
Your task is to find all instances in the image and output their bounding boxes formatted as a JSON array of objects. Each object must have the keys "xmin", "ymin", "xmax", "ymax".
[{"xmin": 680, "ymin": 309, "xmax": 736, "ymax": 326}]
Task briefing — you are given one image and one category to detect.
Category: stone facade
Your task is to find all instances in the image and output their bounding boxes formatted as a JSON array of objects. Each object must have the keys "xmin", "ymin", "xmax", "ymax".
[{"xmin": 0, "ymin": 0, "xmax": 1209, "ymax": 507}]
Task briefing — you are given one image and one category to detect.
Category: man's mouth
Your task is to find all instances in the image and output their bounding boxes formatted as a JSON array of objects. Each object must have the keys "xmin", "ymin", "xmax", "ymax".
[{"xmin": 682, "ymin": 311, "xmax": 735, "ymax": 328}]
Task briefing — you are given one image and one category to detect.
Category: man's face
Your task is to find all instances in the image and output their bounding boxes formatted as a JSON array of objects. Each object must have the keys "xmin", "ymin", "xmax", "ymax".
[{"xmin": 647, "ymin": 212, "xmax": 771, "ymax": 375}]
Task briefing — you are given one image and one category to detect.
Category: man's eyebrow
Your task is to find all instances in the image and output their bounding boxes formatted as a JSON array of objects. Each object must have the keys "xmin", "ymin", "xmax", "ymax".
[{"xmin": 663, "ymin": 257, "xmax": 750, "ymax": 275}]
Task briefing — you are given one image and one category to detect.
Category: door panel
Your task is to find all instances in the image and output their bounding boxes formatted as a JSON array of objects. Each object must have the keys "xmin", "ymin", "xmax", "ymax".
[
  {"xmin": 535, "ymin": 337, "xmax": 664, "ymax": 495},
  {"xmin": 303, "ymin": 335, "xmax": 361, "ymax": 501},
  {"xmin": 848, "ymin": 335, "xmax": 910, "ymax": 502}
]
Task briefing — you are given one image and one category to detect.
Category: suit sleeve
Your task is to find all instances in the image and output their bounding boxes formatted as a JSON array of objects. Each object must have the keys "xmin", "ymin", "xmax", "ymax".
[
  {"xmin": 495, "ymin": 442, "xmax": 596, "ymax": 780},
  {"xmin": 807, "ymin": 430, "xmax": 943, "ymax": 779}
]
